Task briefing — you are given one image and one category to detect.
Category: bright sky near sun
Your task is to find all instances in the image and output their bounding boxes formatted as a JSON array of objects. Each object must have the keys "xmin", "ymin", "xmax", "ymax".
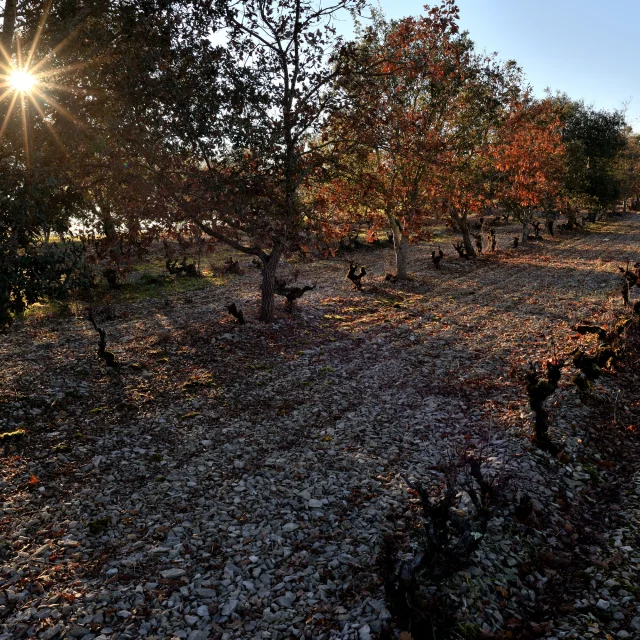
[{"xmin": 365, "ymin": 0, "xmax": 640, "ymax": 131}]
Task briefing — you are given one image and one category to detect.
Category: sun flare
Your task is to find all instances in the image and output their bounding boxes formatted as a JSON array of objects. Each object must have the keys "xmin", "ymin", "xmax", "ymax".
[
  {"xmin": 0, "ymin": 3, "xmax": 96, "ymax": 156},
  {"xmin": 9, "ymin": 70, "xmax": 37, "ymax": 93}
]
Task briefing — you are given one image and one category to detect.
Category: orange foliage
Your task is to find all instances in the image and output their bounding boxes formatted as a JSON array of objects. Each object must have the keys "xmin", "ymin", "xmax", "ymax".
[
  {"xmin": 326, "ymin": 1, "xmax": 467, "ymax": 243},
  {"xmin": 491, "ymin": 96, "xmax": 565, "ymax": 213}
]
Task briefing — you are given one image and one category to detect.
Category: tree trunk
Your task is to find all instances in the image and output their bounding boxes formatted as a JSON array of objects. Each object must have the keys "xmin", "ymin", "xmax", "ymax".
[
  {"xmin": 258, "ymin": 244, "xmax": 282, "ymax": 322},
  {"xmin": 393, "ymin": 230, "xmax": 409, "ymax": 279},
  {"xmin": 388, "ymin": 216, "xmax": 409, "ymax": 279},
  {"xmin": 461, "ymin": 223, "xmax": 476, "ymax": 257},
  {"xmin": 521, "ymin": 208, "xmax": 532, "ymax": 243}
]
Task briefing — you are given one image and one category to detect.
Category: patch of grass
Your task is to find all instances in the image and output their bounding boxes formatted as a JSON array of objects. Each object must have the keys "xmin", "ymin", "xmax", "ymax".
[
  {"xmin": 583, "ymin": 464, "xmax": 602, "ymax": 483},
  {"xmin": 150, "ymin": 453, "xmax": 163, "ymax": 463},
  {"xmin": 129, "ymin": 255, "xmax": 168, "ymax": 273},
  {"xmin": 88, "ymin": 406, "xmax": 109, "ymax": 414},
  {"xmin": 181, "ymin": 411, "xmax": 201, "ymax": 419},
  {"xmin": 82, "ymin": 257, "xmax": 226, "ymax": 304},
  {"xmin": 52, "ymin": 442, "xmax": 72, "ymax": 453},
  {"xmin": 138, "ymin": 273, "xmax": 169, "ymax": 286},
  {"xmin": 456, "ymin": 622, "xmax": 480, "ymax": 639},
  {"xmin": 22, "ymin": 300, "xmax": 75, "ymax": 322},
  {"xmin": 116, "ymin": 272, "xmax": 224, "ymax": 303}
]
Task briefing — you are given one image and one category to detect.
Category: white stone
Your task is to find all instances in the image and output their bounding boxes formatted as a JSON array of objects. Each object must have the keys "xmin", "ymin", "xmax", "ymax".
[{"xmin": 160, "ymin": 568, "xmax": 186, "ymax": 579}]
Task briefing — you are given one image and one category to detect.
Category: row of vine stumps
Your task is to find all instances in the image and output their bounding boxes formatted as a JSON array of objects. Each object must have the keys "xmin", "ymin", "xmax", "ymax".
[{"xmin": 377, "ymin": 266, "xmax": 640, "ymax": 639}]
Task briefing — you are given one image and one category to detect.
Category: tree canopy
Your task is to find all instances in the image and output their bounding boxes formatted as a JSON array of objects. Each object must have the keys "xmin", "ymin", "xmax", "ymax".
[{"xmin": 0, "ymin": 0, "xmax": 637, "ymax": 324}]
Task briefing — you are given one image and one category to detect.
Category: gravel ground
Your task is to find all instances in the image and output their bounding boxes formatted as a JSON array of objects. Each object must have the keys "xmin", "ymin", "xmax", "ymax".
[{"xmin": 1, "ymin": 214, "xmax": 640, "ymax": 640}]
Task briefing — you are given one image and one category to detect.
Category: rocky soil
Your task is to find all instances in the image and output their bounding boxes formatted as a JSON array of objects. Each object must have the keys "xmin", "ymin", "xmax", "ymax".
[{"xmin": 1, "ymin": 214, "xmax": 640, "ymax": 640}]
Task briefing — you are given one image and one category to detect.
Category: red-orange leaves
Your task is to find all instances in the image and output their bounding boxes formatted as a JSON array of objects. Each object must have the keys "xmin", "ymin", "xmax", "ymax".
[
  {"xmin": 491, "ymin": 96, "xmax": 565, "ymax": 212},
  {"xmin": 326, "ymin": 2, "xmax": 470, "ymax": 257}
]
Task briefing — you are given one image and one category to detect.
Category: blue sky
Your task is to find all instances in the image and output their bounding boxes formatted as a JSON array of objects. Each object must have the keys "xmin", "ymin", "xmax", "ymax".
[{"xmin": 366, "ymin": 0, "xmax": 640, "ymax": 131}]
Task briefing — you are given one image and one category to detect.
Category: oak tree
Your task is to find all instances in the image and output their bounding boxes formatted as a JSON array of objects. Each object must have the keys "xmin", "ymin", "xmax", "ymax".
[
  {"xmin": 134, "ymin": 0, "xmax": 365, "ymax": 321},
  {"xmin": 491, "ymin": 96, "xmax": 565, "ymax": 243},
  {"xmin": 329, "ymin": 2, "xmax": 468, "ymax": 278}
]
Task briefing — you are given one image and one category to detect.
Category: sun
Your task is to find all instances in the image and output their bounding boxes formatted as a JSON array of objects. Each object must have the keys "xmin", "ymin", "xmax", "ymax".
[
  {"xmin": 9, "ymin": 70, "xmax": 37, "ymax": 93},
  {"xmin": 0, "ymin": 3, "xmax": 97, "ymax": 156},
  {"xmin": 0, "ymin": 0, "xmax": 108, "ymax": 177}
]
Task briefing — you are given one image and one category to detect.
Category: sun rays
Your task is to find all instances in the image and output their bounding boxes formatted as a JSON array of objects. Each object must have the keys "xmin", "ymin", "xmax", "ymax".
[{"xmin": 0, "ymin": 0, "xmax": 94, "ymax": 164}]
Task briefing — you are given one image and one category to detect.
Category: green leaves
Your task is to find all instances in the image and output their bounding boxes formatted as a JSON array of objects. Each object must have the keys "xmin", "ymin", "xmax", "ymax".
[{"xmin": 560, "ymin": 100, "xmax": 628, "ymax": 210}]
